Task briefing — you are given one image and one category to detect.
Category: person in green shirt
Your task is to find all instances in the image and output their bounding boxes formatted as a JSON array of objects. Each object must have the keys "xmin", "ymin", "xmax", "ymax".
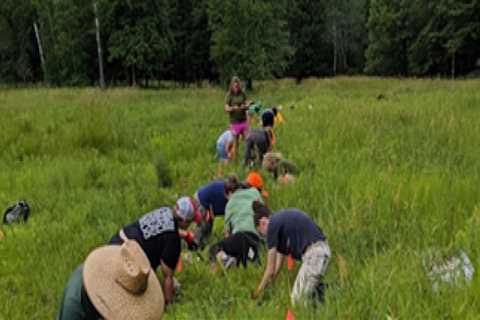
[
  {"xmin": 225, "ymin": 76, "xmax": 249, "ymax": 152},
  {"xmin": 209, "ymin": 172, "xmax": 267, "ymax": 271},
  {"xmin": 57, "ymin": 240, "xmax": 165, "ymax": 320},
  {"xmin": 263, "ymin": 152, "xmax": 298, "ymax": 184}
]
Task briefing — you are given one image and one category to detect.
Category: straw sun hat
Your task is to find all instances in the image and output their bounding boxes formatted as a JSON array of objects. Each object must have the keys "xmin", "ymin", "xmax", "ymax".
[{"xmin": 83, "ymin": 240, "xmax": 164, "ymax": 320}]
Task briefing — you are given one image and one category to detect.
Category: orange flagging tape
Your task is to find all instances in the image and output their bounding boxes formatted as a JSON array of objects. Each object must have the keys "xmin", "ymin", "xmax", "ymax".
[
  {"xmin": 287, "ymin": 255, "xmax": 295, "ymax": 271},
  {"xmin": 176, "ymin": 257, "xmax": 183, "ymax": 273},
  {"xmin": 286, "ymin": 309, "xmax": 295, "ymax": 320}
]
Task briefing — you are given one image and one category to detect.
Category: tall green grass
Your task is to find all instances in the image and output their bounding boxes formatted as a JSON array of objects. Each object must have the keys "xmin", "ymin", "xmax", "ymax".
[{"xmin": 0, "ymin": 78, "xmax": 479, "ymax": 319}]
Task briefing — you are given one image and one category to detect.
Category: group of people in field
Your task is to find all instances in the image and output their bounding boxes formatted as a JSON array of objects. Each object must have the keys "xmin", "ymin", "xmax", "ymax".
[{"xmin": 57, "ymin": 77, "xmax": 330, "ymax": 320}]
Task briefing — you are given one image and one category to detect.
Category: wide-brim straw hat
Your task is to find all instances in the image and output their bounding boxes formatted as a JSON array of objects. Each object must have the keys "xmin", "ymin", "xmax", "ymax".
[{"xmin": 83, "ymin": 240, "xmax": 164, "ymax": 320}]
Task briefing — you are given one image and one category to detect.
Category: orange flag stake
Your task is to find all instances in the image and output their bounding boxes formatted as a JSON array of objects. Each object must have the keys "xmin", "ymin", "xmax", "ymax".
[
  {"xmin": 176, "ymin": 257, "xmax": 183, "ymax": 273},
  {"xmin": 287, "ymin": 255, "xmax": 295, "ymax": 271},
  {"xmin": 286, "ymin": 309, "xmax": 295, "ymax": 320}
]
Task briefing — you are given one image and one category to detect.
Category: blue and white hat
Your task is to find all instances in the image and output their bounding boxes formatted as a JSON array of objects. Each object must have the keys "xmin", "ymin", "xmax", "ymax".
[{"xmin": 175, "ymin": 197, "xmax": 202, "ymax": 223}]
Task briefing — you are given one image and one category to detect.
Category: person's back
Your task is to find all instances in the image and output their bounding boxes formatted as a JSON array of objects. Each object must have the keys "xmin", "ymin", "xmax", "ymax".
[
  {"xmin": 110, "ymin": 207, "xmax": 181, "ymax": 271},
  {"xmin": 197, "ymin": 180, "xmax": 228, "ymax": 215},
  {"xmin": 275, "ymin": 159, "xmax": 298, "ymax": 178},
  {"xmin": 268, "ymin": 209, "xmax": 326, "ymax": 260},
  {"xmin": 216, "ymin": 130, "xmax": 234, "ymax": 147},
  {"xmin": 245, "ymin": 128, "xmax": 272, "ymax": 167},
  {"xmin": 225, "ymin": 188, "xmax": 262, "ymax": 235}
]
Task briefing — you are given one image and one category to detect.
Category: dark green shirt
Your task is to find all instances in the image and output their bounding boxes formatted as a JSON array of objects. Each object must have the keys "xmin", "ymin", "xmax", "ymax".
[
  {"xmin": 57, "ymin": 265, "xmax": 101, "ymax": 320},
  {"xmin": 274, "ymin": 159, "xmax": 298, "ymax": 179},
  {"xmin": 225, "ymin": 92, "xmax": 247, "ymax": 123}
]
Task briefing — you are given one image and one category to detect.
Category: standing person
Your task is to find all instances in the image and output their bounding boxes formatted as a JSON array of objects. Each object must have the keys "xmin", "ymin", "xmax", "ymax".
[
  {"xmin": 209, "ymin": 173, "xmax": 268, "ymax": 271},
  {"xmin": 216, "ymin": 129, "xmax": 236, "ymax": 177},
  {"xmin": 57, "ymin": 240, "xmax": 165, "ymax": 320},
  {"xmin": 109, "ymin": 197, "xmax": 200, "ymax": 305},
  {"xmin": 251, "ymin": 202, "xmax": 331, "ymax": 305},
  {"xmin": 225, "ymin": 76, "xmax": 249, "ymax": 152},
  {"xmin": 188, "ymin": 175, "xmax": 241, "ymax": 248}
]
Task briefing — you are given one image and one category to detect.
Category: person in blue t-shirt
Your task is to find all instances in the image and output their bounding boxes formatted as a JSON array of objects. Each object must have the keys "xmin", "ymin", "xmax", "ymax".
[
  {"xmin": 187, "ymin": 175, "xmax": 241, "ymax": 248},
  {"xmin": 251, "ymin": 202, "xmax": 331, "ymax": 305}
]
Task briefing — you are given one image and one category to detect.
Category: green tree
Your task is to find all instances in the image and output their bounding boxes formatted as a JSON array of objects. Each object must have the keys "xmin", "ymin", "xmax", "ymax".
[
  {"xmin": 208, "ymin": 0, "xmax": 293, "ymax": 88},
  {"xmin": 168, "ymin": 0, "xmax": 213, "ymax": 85},
  {"xmin": 105, "ymin": 0, "xmax": 173, "ymax": 86},
  {"xmin": 325, "ymin": 0, "xmax": 369, "ymax": 75},
  {"xmin": 408, "ymin": 0, "xmax": 480, "ymax": 77},
  {"xmin": 365, "ymin": 0, "xmax": 410, "ymax": 75},
  {"xmin": 0, "ymin": 0, "xmax": 37, "ymax": 83},
  {"xmin": 287, "ymin": 0, "xmax": 331, "ymax": 81}
]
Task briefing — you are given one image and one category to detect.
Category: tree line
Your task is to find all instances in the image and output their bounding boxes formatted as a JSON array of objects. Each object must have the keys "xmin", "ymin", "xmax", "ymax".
[{"xmin": 0, "ymin": 0, "xmax": 479, "ymax": 87}]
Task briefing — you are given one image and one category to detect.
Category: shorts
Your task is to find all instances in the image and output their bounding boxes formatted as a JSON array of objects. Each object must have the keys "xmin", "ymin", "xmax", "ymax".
[
  {"xmin": 216, "ymin": 142, "xmax": 229, "ymax": 161},
  {"xmin": 230, "ymin": 121, "xmax": 249, "ymax": 136},
  {"xmin": 209, "ymin": 232, "xmax": 261, "ymax": 267}
]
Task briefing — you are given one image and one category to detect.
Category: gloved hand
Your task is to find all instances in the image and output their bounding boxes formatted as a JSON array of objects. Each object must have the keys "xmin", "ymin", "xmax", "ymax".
[
  {"xmin": 184, "ymin": 231, "xmax": 199, "ymax": 251},
  {"xmin": 188, "ymin": 241, "xmax": 199, "ymax": 251}
]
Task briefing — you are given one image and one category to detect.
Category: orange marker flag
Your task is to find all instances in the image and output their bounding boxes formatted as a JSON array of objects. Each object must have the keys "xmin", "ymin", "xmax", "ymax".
[
  {"xmin": 286, "ymin": 309, "xmax": 295, "ymax": 320},
  {"xmin": 287, "ymin": 255, "xmax": 295, "ymax": 271},
  {"xmin": 176, "ymin": 257, "xmax": 183, "ymax": 273}
]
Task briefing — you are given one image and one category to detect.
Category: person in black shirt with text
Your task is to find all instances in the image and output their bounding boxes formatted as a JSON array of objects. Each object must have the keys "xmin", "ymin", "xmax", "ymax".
[{"xmin": 109, "ymin": 196, "xmax": 201, "ymax": 305}]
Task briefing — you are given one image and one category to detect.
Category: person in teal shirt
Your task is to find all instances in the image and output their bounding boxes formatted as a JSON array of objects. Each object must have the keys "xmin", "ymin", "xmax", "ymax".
[{"xmin": 209, "ymin": 172, "xmax": 267, "ymax": 271}]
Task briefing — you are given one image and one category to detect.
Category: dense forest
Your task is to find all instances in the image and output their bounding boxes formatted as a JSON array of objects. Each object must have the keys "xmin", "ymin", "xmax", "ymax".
[{"xmin": 0, "ymin": 0, "xmax": 479, "ymax": 87}]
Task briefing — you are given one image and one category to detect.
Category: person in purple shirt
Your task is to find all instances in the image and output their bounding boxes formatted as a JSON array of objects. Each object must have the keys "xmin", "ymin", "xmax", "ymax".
[
  {"xmin": 191, "ymin": 175, "xmax": 241, "ymax": 248},
  {"xmin": 251, "ymin": 202, "xmax": 331, "ymax": 305}
]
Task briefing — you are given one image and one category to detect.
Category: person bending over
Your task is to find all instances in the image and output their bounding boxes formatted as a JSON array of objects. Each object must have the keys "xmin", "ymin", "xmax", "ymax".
[
  {"xmin": 209, "ymin": 172, "xmax": 268, "ymax": 271},
  {"xmin": 216, "ymin": 129, "xmax": 236, "ymax": 177},
  {"xmin": 262, "ymin": 152, "xmax": 298, "ymax": 185},
  {"xmin": 109, "ymin": 197, "xmax": 200, "ymax": 304},
  {"xmin": 57, "ymin": 240, "xmax": 164, "ymax": 320},
  {"xmin": 251, "ymin": 202, "xmax": 331, "ymax": 305},
  {"xmin": 188, "ymin": 175, "xmax": 241, "ymax": 249}
]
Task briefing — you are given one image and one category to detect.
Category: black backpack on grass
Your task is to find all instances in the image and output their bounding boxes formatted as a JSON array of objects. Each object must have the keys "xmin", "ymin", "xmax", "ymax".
[{"xmin": 3, "ymin": 201, "xmax": 30, "ymax": 224}]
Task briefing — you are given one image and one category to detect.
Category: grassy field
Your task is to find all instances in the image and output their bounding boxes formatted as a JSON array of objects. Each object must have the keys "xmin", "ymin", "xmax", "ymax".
[{"xmin": 0, "ymin": 78, "xmax": 479, "ymax": 319}]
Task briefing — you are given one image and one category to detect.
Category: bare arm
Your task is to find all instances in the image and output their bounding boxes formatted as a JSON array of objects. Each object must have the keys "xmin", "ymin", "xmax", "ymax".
[
  {"xmin": 160, "ymin": 261, "xmax": 175, "ymax": 304},
  {"xmin": 252, "ymin": 248, "xmax": 277, "ymax": 298},
  {"xmin": 273, "ymin": 252, "xmax": 285, "ymax": 276}
]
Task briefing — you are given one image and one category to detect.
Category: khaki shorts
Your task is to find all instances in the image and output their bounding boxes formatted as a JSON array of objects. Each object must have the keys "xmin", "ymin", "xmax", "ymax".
[{"xmin": 291, "ymin": 241, "xmax": 331, "ymax": 305}]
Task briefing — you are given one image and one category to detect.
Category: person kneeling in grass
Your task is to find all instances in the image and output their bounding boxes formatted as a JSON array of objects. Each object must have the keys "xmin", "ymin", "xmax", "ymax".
[
  {"xmin": 57, "ymin": 240, "xmax": 164, "ymax": 320},
  {"xmin": 244, "ymin": 113, "xmax": 275, "ymax": 168},
  {"xmin": 262, "ymin": 152, "xmax": 298, "ymax": 184},
  {"xmin": 251, "ymin": 202, "xmax": 331, "ymax": 305},
  {"xmin": 209, "ymin": 172, "xmax": 267, "ymax": 271},
  {"xmin": 109, "ymin": 197, "xmax": 200, "ymax": 305},
  {"xmin": 186, "ymin": 175, "xmax": 242, "ymax": 249},
  {"xmin": 216, "ymin": 129, "xmax": 236, "ymax": 177}
]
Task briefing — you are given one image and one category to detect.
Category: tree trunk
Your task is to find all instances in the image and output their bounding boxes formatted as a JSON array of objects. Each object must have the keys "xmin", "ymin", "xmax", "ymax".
[
  {"xmin": 33, "ymin": 22, "xmax": 47, "ymax": 83},
  {"xmin": 131, "ymin": 66, "xmax": 136, "ymax": 86},
  {"xmin": 451, "ymin": 51, "xmax": 456, "ymax": 79},
  {"xmin": 93, "ymin": 1, "xmax": 106, "ymax": 90},
  {"xmin": 333, "ymin": 24, "xmax": 337, "ymax": 76}
]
